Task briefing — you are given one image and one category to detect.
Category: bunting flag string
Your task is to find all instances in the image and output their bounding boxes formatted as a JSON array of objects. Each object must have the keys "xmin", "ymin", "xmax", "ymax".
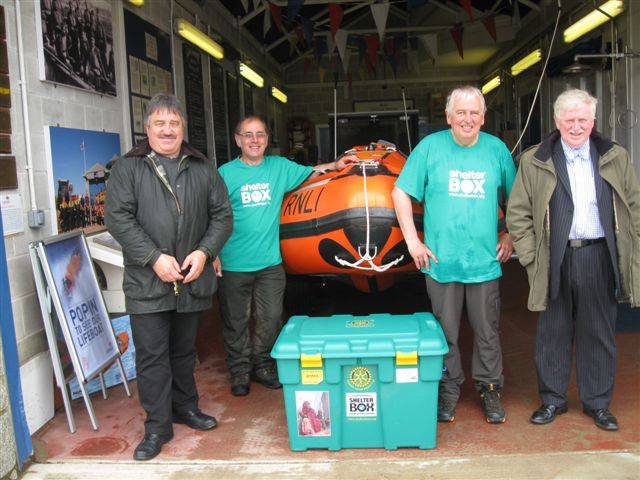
[
  {"xmin": 371, "ymin": 2, "xmax": 390, "ymax": 40},
  {"xmin": 419, "ymin": 34, "xmax": 438, "ymax": 60},
  {"xmin": 450, "ymin": 23, "xmax": 464, "ymax": 59},
  {"xmin": 335, "ymin": 29, "xmax": 349, "ymax": 69},
  {"xmin": 240, "ymin": 0, "xmax": 249, "ymax": 14},
  {"xmin": 328, "ymin": 3, "xmax": 344, "ymax": 40},
  {"xmin": 481, "ymin": 16, "xmax": 497, "ymax": 42}
]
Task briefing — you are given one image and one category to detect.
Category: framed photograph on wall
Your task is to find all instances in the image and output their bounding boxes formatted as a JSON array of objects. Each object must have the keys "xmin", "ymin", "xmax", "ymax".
[
  {"xmin": 34, "ymin": 0, "xmax": 116, "ymax": 96},
  {"xmin": 44, "ymin": 126, "xmax": 121, "ymax": 235}
]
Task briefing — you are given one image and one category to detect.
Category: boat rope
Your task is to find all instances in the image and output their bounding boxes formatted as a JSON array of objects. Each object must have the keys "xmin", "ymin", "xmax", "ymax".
[{"xmin": 334, "ymin": 161, "xmax": 405, "ymax": 273}]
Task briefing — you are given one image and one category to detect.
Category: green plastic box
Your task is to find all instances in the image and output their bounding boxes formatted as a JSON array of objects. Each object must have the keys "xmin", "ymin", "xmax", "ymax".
[{"xmin": 271, "ymin": 313, "xmax": 448, "ymax": 451}]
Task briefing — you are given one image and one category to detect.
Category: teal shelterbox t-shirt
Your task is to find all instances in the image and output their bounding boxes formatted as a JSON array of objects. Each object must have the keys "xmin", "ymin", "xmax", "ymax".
[
  {"xmin": 219, "ymin": 156, "xmax": 313, "ymax": 272},
  {"xmin": 395, "ymin": 130, "xmax": 516, "ymax": 283}
]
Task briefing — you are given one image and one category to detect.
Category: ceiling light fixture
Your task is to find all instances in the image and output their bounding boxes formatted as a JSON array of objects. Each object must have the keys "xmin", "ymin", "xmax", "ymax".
[
  {"xmin": 563, "ymin": 0, "xmax": 624, "ymax": 43},
  {"xmin": 271, "ymin": 86, "xmax": 287, "ymax": 103},
  {"xmin": 481, "ymin": 75, "xmax": 501, "ymax": 95},
  {"xmin": 511, "ymin": 49, "xmax": 542, "ymax": 76},
  {"xmin": 127, "ymin": 0, "xmax": 144, "ymax": 6},
  {"xmin": 239, "ymin": 62, "xmax": 264, "ymax": 88},
  {"xmin": 175, "ymin": 18, "xmax": 224, "ymax": 60}
]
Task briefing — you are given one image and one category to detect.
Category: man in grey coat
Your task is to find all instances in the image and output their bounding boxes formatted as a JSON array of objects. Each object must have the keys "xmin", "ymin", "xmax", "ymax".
[
  {"xmin": 105, "ymin": 94, "xmax": 232, "ymax": 460},
  {"xmin": 507, "ymin": 89, "xmax": 640, "ymax": 431}
]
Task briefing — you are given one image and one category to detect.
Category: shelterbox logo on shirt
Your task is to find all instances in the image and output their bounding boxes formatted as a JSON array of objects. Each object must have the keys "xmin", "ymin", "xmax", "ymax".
[
  {"xmin": 448, "ymin": 170, "xmax": 486, "ymax": 199},
  {"xmin": 241, "ymin": 182, "xmax": 271, "ymax": 207}
]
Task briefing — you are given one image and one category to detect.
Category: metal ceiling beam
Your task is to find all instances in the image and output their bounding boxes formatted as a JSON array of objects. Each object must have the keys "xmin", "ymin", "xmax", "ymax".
[
  {"xmin": 240, "ymin": 0, "xmax": 368, "ymax": 24},
  {"xmin": 517, "ymin": 0, "xmax": 541, "ymax": 12}
]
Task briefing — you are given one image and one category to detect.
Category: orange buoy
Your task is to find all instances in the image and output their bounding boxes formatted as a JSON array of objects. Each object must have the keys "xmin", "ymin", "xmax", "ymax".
[{"xmin": 279, "ymin": 141, "xmax": 423, "ymax": 292}]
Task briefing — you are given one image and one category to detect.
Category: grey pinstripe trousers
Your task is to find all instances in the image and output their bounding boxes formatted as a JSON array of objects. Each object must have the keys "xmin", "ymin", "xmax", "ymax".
[{"xmin": 536, "ymin": 242, "xmax": 617, "ymax": 410}]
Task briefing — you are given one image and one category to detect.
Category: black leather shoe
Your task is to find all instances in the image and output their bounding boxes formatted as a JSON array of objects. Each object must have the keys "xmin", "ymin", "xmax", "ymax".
[
  {"xmin": 583, "ymin": 408, "xmax": 619, "ymax": 431},
  {"xmin": 437, "ymin": 398, "xmax": 456, "ymax": 423},
  {"xmin": 251, "ymin": 365, "xmax": 282, "ymax": 389},
  {"xmin": 530, "ymin": 404, "xmax": 568, "ymax": 425},
  {"xmin": 231, "ymin": 373, "xmax": 250, "ymax": 396},
  {"xmin": 173, "ymin": 410, "xmax": 218, "ymax": 430},
  {"xmin": 133, "ymin": 432, "xmax": 172, "ymax": 461}
]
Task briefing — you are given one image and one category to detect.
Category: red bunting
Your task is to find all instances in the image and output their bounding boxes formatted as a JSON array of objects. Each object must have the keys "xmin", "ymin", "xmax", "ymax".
[
  {"xmin": 459, "ymin": 0, "xmax": 473, "ymax": 21},
  {"xmin": 328, "ymin": 3, "xmax": 344, "ymax": 40},
  {"xmin": 365, "ymin": 35, "xmax": 379, "ymax": 66},
  {"xmin": 267, "ymin": 1, "xmax": 284, "ymax": 33},
  {"xmin": 450, "ymin": 23, "xmax": 464, "ymax": 59},
  {"xmin": 481, "ymin": 16, "xmax": 497, "ymax": 43}
]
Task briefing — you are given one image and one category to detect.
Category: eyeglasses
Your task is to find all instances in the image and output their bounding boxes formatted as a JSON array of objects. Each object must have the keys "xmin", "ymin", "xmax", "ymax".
[{"xmin": 237, "ymin": 131, "xmax": 268, "ymax": 140}]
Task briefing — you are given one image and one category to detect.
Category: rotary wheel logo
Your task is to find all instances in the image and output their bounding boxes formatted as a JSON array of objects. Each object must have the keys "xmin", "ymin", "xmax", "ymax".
[{"xmin": 348, "ymin": 366, "xmax": 373, "ymax": 390}]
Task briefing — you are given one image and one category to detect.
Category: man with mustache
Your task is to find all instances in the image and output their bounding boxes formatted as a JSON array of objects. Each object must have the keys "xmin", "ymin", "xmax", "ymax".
[
  {"xmin": 507, "ymin": 89, "xmax": 640, "ymax": 430},
  {"xmin": 105, "ymin": 94, "xmax": 232, "ymax": 460},
  {"xmin": 392, "ymin": 85, "xmax": 516, "ymax": 424}
]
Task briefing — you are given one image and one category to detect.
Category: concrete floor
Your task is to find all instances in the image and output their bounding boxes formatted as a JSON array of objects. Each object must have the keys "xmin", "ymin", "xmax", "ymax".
[{"xmin": 25, "ymin": 262, "xmax": 640, "ymax": 479}]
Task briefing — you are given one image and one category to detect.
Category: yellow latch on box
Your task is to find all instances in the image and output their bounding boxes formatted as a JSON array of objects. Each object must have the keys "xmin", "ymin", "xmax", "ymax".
[
  {"xmin": 300, "ymin": 353, "xmax": 323, "ymax": 368},
  {"xmin": 396, "ymin": 350, "xmax": 418, "ymax": 365}
]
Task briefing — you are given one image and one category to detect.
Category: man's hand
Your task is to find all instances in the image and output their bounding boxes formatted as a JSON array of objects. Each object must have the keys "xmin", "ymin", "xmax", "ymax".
[
  {"xmin": 335, "ymin": 154, "xmax": 359, "ymax": 170},
  {"xmin": 213, "ymin": 256, "xmax": 223, "ymax": 277},
  {"xmin": 496, "ymin": 232, "xmax": 514, "ymax": 262},
  {"xmin": 406, "ymin": 238, "xmax": 438, "ymax": 270},
  {"xmin": 181, "ymin": 250, "xmax": 207, "ymax": 283},
  {"xmin": 152, "ymin": 253, "xmax": 184, "ymax": 282}
]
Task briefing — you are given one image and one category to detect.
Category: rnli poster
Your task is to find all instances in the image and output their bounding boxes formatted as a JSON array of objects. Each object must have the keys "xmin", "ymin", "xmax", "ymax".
[{"xmin": 42, "ymin": 232, "xmax": 119, "ymax": 382}]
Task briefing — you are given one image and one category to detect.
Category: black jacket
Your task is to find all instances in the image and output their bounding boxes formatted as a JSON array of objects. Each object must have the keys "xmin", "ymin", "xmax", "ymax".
[{"xmin": 105, "ymin": 141, "xmax": 232, "ymax": 314}]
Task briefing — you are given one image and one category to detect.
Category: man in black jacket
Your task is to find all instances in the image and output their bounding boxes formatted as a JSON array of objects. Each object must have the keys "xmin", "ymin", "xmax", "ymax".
[{"xmin": 105, "ymin": 94, "xmax": 232, "ymax": 461}]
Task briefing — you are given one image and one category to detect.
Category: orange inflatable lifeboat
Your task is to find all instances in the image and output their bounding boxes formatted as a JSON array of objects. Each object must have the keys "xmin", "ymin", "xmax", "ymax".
[{"xmin": 279, "ymin": 141, "xmax": 422, "ymax": 292}]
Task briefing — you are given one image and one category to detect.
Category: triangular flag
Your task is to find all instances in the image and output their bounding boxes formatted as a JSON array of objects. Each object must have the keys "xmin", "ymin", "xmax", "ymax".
[
  {"xmin": 459, "ymin": 0, "xmax": 473, "ymax": 21},
  {"xmin": 335, "ymin": 29, "xmax": 349, "ymax": 63},
  {"xmin": 327, "ymin": 33, "xmax": 335, "ymax": 54},
  {"xmin": 268, "ymin": 1, "xmax": 284, "ymax": 33},
  {"xmin": 512, "ymin": 0, "xmax": 521, "ymax": 28},
  {"xmin": 301, "ymin": 17, "xmax": 314, "ymax": 46},
  {"xmin": 358, "ymin": 63, "xmax": 366, "ymax": 80},
  {"xmin": 408, "ymin": 49, "xmax": 420, "ymax": 73},
  {"xmin": 482, "ymin": 16, "xmax": 497, "ymax": 42},
  {"xmin": 365, "ymin": 34, "xmax": 379, "ymax": 67},
  {"xmin": 286, "ymin": 0, "xmax": 304, "ymax": 25},
  {"xmin": 263, "ymin": 3, "xmax": 271, "ymax": 36},
  {"xmin": 318, "ymin": 65, "xmax": 326, "ymax": 83},
  {"xmin": 304, "ymin": 56, "xmax": 312, "ymax": 73},
  {"xmin": 240, "ymin": 0, "xmax": 249, "ymax": 13},
  {"xmin": 371, "ymin": 2, "xmax": 390, "ymax": 40},
  {"xmin": 289, "ymin": 34, "xmax": 298, "ymax": 55},
  {"xmin": 450, "ymin": 23, "xmax": 464, "ymax": 59},
  {"xmin": 419, "ymin": 34, "xmax": 438, "ymax": 59},
  {"xmin": 328, "ymin": 3, "xmax": 343, "ymax": 40}
]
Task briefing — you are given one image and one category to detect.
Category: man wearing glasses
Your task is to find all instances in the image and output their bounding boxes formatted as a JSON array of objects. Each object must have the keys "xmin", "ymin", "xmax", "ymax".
[{"xmin": 215, "ymin": 115, "xmax": 356, "ymax": 396}]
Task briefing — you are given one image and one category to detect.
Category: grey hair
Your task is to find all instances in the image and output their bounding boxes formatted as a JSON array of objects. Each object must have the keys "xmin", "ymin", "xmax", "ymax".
[
  {"xmin": 143, "ymin": 93, "xmax": 186, "ymax": 126},
  {"xmin": 553, "ymin": 89, "xmax": 597, "ymax": 119},
  {"xmin": 445, "ymin": 85, "xmax": 487, "ymax": 115},
  {"xmin": 234, "ymin": 115, "xmax": 270, "ymax": 135}
]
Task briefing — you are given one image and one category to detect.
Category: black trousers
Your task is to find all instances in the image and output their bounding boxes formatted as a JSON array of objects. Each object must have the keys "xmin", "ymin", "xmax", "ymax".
[
  {"xmin": 536, "ymin": 242, "xmax": 617, "ymax": 410},
  {"xmin": 218, "ymin": 264, "xmax": 286, "ymax": 377},
  {"xmin": 130, "ymin": 311, "xmax": 201, "ymax": 436}
]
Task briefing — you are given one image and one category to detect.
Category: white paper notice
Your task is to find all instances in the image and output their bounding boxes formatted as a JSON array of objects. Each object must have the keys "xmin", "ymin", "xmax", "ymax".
[
  {"xmin": 0, "ymin": 191, "xmax": 23, "ymax": 236},
  {"xmin": 395, "ymin": 367, "xmax": 419, "ymax": 383}
]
